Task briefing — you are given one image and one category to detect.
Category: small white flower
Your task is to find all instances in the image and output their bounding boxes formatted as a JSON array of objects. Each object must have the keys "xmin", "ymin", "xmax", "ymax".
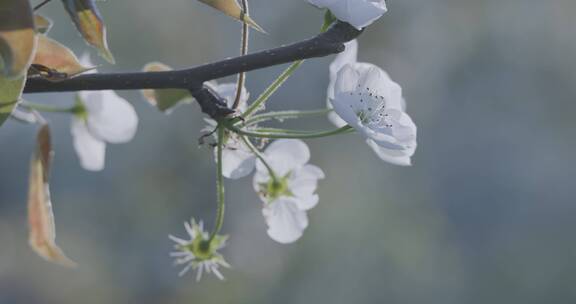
[
  {"xmin": 253, "ymin": 139, "xmax": 325, "ymax": 243},
  {"xmin": 169, "ymin": 219, "xmax": 230, "ymax": 281},
  {"xmin": 205, "ymin": 81, "xmax": 256, "ymax": 179},
  {"xmin": 71, "ymin": 55, "xmax": 138, "ymax": 171},
  {"xmin": 308, "ymin": 0, "xmax": 388, "ymax": 30},
  {"xmin": 331, "ymin": 63, "xmax": 417, "ymax": 166}
]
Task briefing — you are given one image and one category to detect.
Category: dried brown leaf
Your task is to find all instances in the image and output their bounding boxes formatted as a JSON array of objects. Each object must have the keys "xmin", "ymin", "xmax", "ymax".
[
  {"xmin": 33, "ymin": 35, "xmax": 90, "ymax": 76},
  {"xmin": 0, "ymin": 0, "xmax": 37, "ymax": 78},
  {"xmin": 28, "ymin": 125, "xmax": 76, "ymax": 267},
  {"xmin": 141, "ymin": 62, "xmax": 192, "ymax": 112},
  {"xmin": 61, "ymin": 0, "xmax": 114, "ymax": 63},
  {"xmin": 34, "ymin": 15, "xmax": 53, "ymax": 34},
  {"xmin": 198, "ymin": 0, "xmax": 265, "ymax": 33}
]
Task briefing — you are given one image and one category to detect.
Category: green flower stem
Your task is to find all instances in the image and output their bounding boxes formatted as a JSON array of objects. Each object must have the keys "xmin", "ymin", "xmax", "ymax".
[
  {"xmin": 242, "ymin": 60, "xmax": 304, "ymax": 118},
  {"xmin": 240, "ymin": 135, "xmax": 279, "ymax": 183},
  {"xmin": 250, "ymin": 127, "xmax": 317, "ymax": 134},
  {"xmin": 20, "ymin": 101, "xmax": 75, "ymax": 113},
  {"xmin": 210, "ymin": 125, "xmax": 227, "ymax": 241},
  {"xmin": 242, "ymin": 109, "xmax": 333, "ymax": 126},
  {"xmin": 227, "ymin": 123, "xmax": 354, "ymax": 139},
  {"xmin": 232, "ymin": 14, "xmax": 337, "ymax": 118}
]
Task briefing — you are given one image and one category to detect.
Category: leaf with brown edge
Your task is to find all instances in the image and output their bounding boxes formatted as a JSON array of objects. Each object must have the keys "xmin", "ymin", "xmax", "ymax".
[
  {"xmin": 61, "ymin": 0, "xmax": 114, "ymax": 63},
  {"xmin": 197, "ymin": 0, "xmax": 265, "ymax": 33},
  {"xmin": 0, "ymin": 0, "xmax": 37, "ymax": 78},
  {"xmin": 34, "ymin": 15, "xmax": 53, "ymax": 34},
  {"xmin": 0, "ymin": 73, "xmax": 26, "ymax": 127},
  {"xmin": 141, "ymin": 62, "xmax": 193, "ymax": 113},
  {"xmin": 28, "ymin": 124, "xmax": 76, "ymax": 267},
  {"xmin": 33, "ymin": 35, "xmax": 91, "ymax": 76}
]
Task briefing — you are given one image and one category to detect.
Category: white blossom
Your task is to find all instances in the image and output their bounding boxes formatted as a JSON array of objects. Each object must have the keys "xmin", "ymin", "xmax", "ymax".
[
  {"xmin": 253, "ymin": 139, "xmax": 325, "ymax": 243},
  {"xmin": 331, "ymin": 63, "xmax": 417, "ymax": 166},
  {"xmin": 169, "ymin": 219, "xmax": 230, "ymax": 281},
  {"xmin": 71, "ymin": 55, "xmax": 138, "ymax": 171},
  {"xmin": 308, "ymin": 0, "xmax": 387, "ymax": 30},
  {"xmin": 205, "ymin": 81, "xmax": 256, "ymax": 179}
]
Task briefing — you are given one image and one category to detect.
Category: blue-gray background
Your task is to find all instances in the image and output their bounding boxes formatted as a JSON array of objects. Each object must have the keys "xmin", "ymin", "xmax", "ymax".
[{"xmin": 1, "ymin": 0, "xmax": 576, "ymax": 303}]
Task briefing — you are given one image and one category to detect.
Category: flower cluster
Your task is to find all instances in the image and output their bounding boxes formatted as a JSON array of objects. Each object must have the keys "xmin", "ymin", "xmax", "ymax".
[
  {"xmin": 168, "ymin": 0, "xmax": 417, "ymax": 280},
  {"xmin": 206, "ymin": 84, "xmax": 325, "ymax": 244}
]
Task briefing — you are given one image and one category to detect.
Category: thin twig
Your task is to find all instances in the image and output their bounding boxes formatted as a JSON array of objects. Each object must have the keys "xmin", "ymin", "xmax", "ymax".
[
  {"xmin": 33, "ymin": 0, "xmax": 52, "ymax": 11},
  {"xmin": 232, "ymin": 0, "xmax": 250, "ymax": 110}
]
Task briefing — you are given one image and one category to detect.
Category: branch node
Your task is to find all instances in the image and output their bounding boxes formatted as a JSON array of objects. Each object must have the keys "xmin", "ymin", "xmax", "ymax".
[{"xmin": 190, "ymin": 86, "xmax": 235, "ymax": 120}]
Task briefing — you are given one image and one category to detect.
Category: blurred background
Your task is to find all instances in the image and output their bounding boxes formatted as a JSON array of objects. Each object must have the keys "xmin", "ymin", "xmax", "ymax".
[{"xmin": 2, "ymin": 0, "xmax": 576, "ymax": 303}]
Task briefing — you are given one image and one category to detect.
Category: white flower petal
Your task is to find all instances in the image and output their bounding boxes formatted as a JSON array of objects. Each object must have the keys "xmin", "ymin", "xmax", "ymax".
[
  {"xmin": 366, "ymin": 139, "xmax": 415, "ymax": 166},
  {"xmin": 308, "ymin": 0, "xmax": 387, "ymax": 30},
  {"xmin": 330, "ymin": 94, "xmax": 364, "ymax": 131},
  {"xmin": 328, "ymin": 40, "xmax": 359, "ymax": 127},
  {"xmin": 329, "ymin": 40, "xmax": 359, "ymax": 98},
  {"xmin": 262, "ymin": 198, "xmax": 309, "ymax": 244},
  {"xmin": 71, "ymin": 118, "xmax": 106, "ymax": 171},
  {"xmin": 288, "ymin": 165, "xmax": 325, "ymax": 210},
  {"xmin": 334, "ymin": 64, "xmax": 361, "ymax": 96},
  {"xmin": 256, "ymin": 139, "xmax": 311, "ymax": 177},
  {"xmin": 221, "ymin": 148, "xmax": 256, "ymax": 179},
  {"xmin": 357, "ymin": 66, "xmax": 404, "ymax": 110},
  {"xmin": 369, "ymin": 110, "xmax": 417, "ymax": 148},
  {"xmin": 80, "ymin": 90, "xmax": 139, "ymax": 144},
  {"xmin": 327, "ymin": 100, "xmax": 349, "ymax": 128}
]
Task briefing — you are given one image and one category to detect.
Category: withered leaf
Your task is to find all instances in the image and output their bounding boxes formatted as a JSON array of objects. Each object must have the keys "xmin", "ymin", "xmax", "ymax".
[
  {"xmin": 61, "ymin": 0, "xmax": 114, "ymax": 63},
  {"xmin": 33, "ymin": 35, "xmax": 91, "ymax": 77},
  {"xmin": 197, "ymin": 0, "xmax": 265, "ymax": 33},
  {"xmin": 34, "ymin": 15, "xmax": 53, "ymax": 34},
  {"xmin": 0, "ymin": 0, "xmax": 37, "ymax": 78},
  {"xmin": 141, "ymin": 62, "xmax": 192, "ymax": 112},
  {"xmin": 28, "ymin": 124, "xmax": 76, "ymax": 267},
  {"xmin": 0, "ymin": 73, "xmax": 26, "ymax": 127}
]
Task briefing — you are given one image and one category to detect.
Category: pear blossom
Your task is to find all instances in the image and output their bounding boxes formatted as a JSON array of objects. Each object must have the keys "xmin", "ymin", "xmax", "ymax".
[
  {"xmin": 331, "ymin": 63, "xmax": 417, "ymax": 166},
  {"xmin": 71, "ymin": 55, "xmax": 138, "ymax": 171},
  {"xmin": 205, "ymin": 81, "xmax": 256, "ymax": 179},
  {"xmin": 253, "ymin": 139, "xmax": 325, "ymax": 243},
  {"xmin": 308, "ymin": 0, "xmax": 387, "ymax": 30},
  {"xmin": 169, "ymin": 218, "xmax": 230, "ymax": 281}
]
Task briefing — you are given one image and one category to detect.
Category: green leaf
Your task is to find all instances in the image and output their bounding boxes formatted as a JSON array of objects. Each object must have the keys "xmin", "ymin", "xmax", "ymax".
[
  {"xmin": 61, "ymin": 0, "xmax": 115, "ymax": 63},
  {"xmin": 27, "ymin": 124, "xmax": 76, "ymax": 267},
  {"xmin": 141, "ymin": 62, "xmax": 192, "ymax": 112},
  {"xmin": 0, "ymin": 73, "xmax": 26, "ymax": 127},
  {"xmin": 197, "ymin": 0, "xmax": 265, "ymax": 33},
  {"xmin": 0, "ymin": 0, "xmax": 37, "ymax": 78}
]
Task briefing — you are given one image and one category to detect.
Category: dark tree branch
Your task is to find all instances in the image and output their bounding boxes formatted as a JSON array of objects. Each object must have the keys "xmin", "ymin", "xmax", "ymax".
[
  {"xmin": 23, "ymin": 22, "xmax": 361, "ymax": 119},
  {"xmin": 24, "ymin": 22, "xmax": 361, "ymax": 93}
]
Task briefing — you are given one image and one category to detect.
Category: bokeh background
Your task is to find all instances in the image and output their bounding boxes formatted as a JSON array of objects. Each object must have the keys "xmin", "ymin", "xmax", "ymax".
[{"xmin": 2, "ymin": 0, "xmax": 576, "ymax": 303}]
